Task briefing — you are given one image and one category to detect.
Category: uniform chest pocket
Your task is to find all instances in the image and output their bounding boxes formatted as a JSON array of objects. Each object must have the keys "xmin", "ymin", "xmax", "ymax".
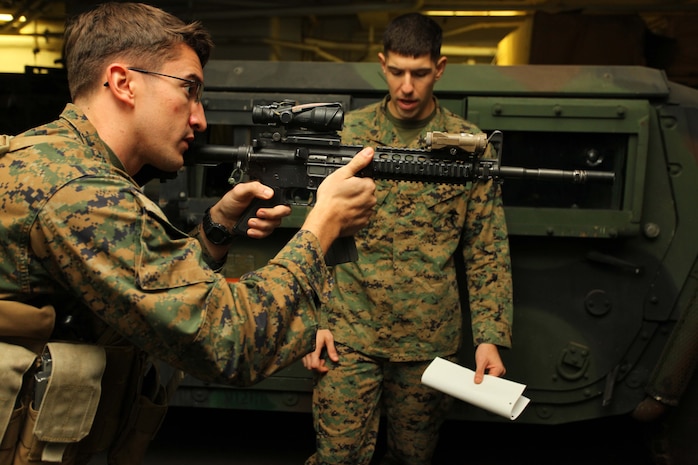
[
  {"xmin": 135, "ymin": 195, "xmax": 215, "ymax": 290},
  {"xmin": 375, "ymin": 181, "xmax": 469, "ymax": 239}
]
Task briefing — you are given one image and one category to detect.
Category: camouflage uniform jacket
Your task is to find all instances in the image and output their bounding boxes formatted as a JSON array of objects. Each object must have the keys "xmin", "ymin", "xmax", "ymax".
[
  {"xmin": 0, "ymin": 104, "xmax": 328, "ymax": 385},
  {"xmin": 327, "ymin": 96, "xmax": 513, "ymax": 361}
]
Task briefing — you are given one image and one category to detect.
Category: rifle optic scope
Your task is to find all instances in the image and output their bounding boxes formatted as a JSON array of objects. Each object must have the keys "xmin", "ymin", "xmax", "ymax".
[{"xmin": 252, "ymin": 101, "xmax": 344, "ymax": 132}]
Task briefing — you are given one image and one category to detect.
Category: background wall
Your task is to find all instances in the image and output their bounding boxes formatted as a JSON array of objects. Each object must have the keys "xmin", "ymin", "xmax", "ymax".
[{"xmin": 2, "ymin": 0, "xmax": 698, "ymax": 136}]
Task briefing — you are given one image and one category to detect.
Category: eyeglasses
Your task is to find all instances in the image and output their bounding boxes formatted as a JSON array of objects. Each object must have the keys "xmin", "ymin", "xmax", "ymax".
[
  {"xmin": 104, "ymin": 67, "xmax": 204, "ymax": 102},
  {"xmin": 128, "ymin": 67, "xmax": 203, "ymax": 102}
]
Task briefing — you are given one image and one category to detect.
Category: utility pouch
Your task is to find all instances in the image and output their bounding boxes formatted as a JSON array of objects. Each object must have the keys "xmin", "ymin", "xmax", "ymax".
[
  {"xmin": 78, "ymin": 345, "xmax": 138, "ymax": 455},
  {"xmin": 107, "ymin": 363, "xmax": 176, "ymax": 465},
  {"xmin": 17, "ymin": 342, "xmax": 106, "ymax": 464},
  {"xmin": 107, "ymin": 385, "xmax": 168, "ymax": 465},
  {"xmin": 0, "ymin": 343, "xmax": 37, "ymax": 465}
]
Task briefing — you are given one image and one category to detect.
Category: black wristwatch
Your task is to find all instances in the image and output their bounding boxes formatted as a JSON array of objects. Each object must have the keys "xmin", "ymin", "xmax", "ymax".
[{"xmin": 202, "ymin": 206, "xmax": 234, "ymax": 245}]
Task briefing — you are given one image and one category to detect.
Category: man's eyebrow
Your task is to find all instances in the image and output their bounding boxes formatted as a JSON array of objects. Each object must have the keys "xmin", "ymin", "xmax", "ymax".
[
  {"xmin": 387, "ymin": 65, "xmax": 431, "ymax": 73},
  {"xmin": 182, "ymin": 71, "xmax": 203, "ymax": 82}
]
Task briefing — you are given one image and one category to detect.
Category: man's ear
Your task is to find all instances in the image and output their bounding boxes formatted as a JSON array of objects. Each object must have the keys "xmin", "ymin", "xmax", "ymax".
[
  {"xmin": 378, "ymin": 52, "xmax": 387, "ymax": 72},
  {"xmin": 435, "ymin": 55, "xmax": 447, "ymax": 80},
  {"xmin": 103, "ymin": 64, "xmax": 134, "ymax": 104}
]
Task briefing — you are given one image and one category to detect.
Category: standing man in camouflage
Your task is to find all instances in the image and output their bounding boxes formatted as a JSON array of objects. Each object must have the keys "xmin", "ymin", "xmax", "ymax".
[
  {"xmin": 0, "ymin": 2, "xmax": 376, "ymax": 464},
  {"xmin": 303, "ymin": 12, "xmax": 513, "ymax": 465}
]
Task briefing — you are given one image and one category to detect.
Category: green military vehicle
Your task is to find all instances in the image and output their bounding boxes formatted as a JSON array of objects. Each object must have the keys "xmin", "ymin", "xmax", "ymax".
[{"xmin": 152, "ymin": 61, "xmax": 697, "ymax": 464}]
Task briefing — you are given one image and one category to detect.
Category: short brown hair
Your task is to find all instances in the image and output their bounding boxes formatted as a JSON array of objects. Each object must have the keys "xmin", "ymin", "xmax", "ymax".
[
  {"xmin": 63, "ymin": 2, "xmax": 214, "ymax": 100},
  {"xmin": 383, "ymin": 13, "xmax": 442, "ymax": 62}
]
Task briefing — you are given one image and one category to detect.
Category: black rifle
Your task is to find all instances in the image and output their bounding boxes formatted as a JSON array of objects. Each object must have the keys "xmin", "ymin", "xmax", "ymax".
[{"xmin": 185, "ymin": 101, "xmax": 615, "ymax": 265}]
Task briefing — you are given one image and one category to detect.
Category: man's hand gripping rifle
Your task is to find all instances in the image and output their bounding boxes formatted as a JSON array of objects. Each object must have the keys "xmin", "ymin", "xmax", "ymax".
[{"xmin": 185, "ymin": 101, "xmax": 615, "ymax": 265}]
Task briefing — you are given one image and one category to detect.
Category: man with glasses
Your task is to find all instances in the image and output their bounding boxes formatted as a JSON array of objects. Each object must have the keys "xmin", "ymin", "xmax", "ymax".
[{"xmin": 0, "ymin": 2, "xmax": 375, "ymax": 464}]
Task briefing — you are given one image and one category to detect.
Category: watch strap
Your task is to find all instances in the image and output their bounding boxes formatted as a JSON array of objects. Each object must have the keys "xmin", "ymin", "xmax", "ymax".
[{"xmin": 202, "ymin": 206, "xmax": 234, "ymax": 245}]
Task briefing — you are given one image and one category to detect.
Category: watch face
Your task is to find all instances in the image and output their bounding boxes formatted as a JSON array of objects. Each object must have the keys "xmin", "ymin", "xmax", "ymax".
[
  {"xmin": 204, "ymin": 208, "xmax": 234, "ymax": 245},
  {"xmin": 207, "ymin": 226, "xmax": 230, "ymax": 245}
]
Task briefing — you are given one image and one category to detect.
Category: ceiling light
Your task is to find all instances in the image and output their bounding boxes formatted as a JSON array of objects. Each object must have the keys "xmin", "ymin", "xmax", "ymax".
[
  {"xmin": 0, "ymin": 13, "xmax": 27, "ymax": 22},
  {"xmin": 424, "ymin": 10, "xmax": 527, "ymax": 17}
]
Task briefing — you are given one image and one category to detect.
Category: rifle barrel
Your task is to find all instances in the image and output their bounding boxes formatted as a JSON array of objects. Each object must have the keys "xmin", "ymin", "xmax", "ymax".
[{"xmin": 495, "ymin": 166, "xmax": 615, "ymax": 184}]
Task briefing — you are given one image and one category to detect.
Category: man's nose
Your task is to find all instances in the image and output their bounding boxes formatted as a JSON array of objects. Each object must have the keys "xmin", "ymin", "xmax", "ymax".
[
  {"xmin": 401, "ymin": 73, "xmax": 415, "ymax": 93},
  {"xmin": 191, "ymin": 102, "xmax": 208, "ymax": 132}
]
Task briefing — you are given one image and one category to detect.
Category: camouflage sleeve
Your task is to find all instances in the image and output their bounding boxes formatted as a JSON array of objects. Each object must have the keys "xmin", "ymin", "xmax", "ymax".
[
  {"xmin": 462, "ymin": 174, "xmax": 514, "ymax": 349},
  {"xmin": 32, "ymin": 175, "xmax": 326, "ymax": 385}
]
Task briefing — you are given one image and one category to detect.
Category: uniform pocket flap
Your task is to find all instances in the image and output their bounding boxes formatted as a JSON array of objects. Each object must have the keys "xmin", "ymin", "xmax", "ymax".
[{"xmin": 34, "ymin": 342, "xmax": 106, "ymax": 443}]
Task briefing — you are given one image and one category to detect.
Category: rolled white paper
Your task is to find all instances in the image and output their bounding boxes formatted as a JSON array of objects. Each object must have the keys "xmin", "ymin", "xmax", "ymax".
[{"xmin": 421, "ymin": 357, "xmax": 530, "ymax": 420}]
